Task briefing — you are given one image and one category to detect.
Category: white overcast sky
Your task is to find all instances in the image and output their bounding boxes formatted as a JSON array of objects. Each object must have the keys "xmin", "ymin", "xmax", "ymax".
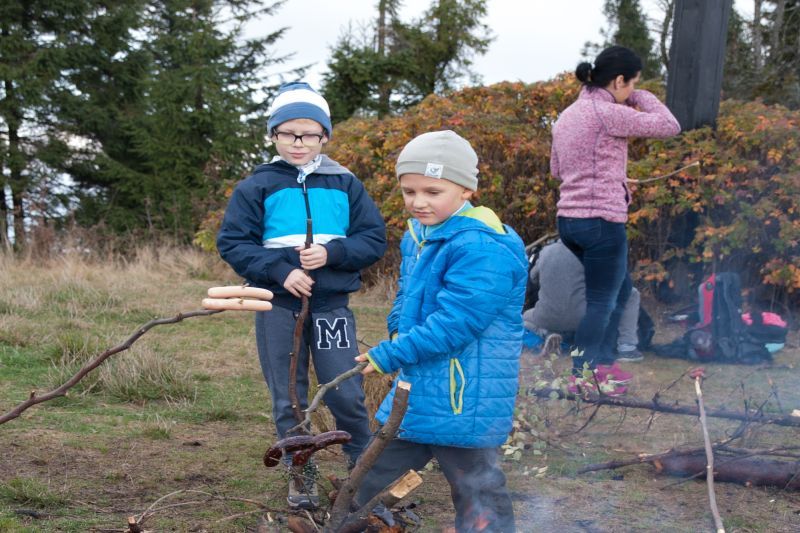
[{"xmin": 256, "ymin": 0, "xmax": 752, "ymax": 89}]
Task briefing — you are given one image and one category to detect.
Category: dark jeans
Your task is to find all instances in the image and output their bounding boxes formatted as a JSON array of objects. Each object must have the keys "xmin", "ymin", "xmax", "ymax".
[
  {"xmin": 557, "ymin": 216, "xmax": 632, "ymax": 370},
  {"xmin": 355, "ymin": 438, "xmax": 515, "ymax": 533}
]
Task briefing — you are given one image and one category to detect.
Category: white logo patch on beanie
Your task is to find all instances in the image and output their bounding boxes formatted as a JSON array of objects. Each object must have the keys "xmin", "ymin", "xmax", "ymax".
[{"xmin": 424, "ymin": 163, "xmax": 444, "ymax": 178}]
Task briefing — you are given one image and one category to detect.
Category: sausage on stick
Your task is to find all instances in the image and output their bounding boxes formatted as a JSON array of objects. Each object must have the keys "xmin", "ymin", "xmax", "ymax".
[{"xmin": 202, "ymin": 298, "xmax": 272, "ymax": 312}]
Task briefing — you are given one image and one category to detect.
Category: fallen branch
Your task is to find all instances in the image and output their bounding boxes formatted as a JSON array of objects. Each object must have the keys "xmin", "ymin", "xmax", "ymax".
[
  {"xmin": 325, "ymin": 380, "xmax": 412, "ymax": 533},
  {"xmin": 527, "ymin": 387, "xmax": 800, "ymax": 428},
  {"xmin": 655, "ymin": 453, "xmax": 800, "ymax": 490},
  {"xmin": 0, "ymin": 309, "xmax": 221, "ymax": 425},
  {"xmin": 693, "ymin": 369, "xmax": 725, "ymax": 533}
]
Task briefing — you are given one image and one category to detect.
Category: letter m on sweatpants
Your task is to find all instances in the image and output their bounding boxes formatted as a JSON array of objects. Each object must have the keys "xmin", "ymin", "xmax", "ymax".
[{"xmin": 316, "ymin": 317, "xmax": 350, "ymax": 350}]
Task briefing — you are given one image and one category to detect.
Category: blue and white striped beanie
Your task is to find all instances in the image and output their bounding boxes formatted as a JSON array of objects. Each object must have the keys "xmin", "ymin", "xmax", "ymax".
[{"xmin": 267, "ymin": 82, "xmax": 332, "ymax": 138}]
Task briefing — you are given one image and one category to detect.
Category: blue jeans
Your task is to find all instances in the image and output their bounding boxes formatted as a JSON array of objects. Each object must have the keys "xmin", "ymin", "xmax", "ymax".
[{"xmin": 557, "ymin": 217, "xmax": 632, "ymax": 370}]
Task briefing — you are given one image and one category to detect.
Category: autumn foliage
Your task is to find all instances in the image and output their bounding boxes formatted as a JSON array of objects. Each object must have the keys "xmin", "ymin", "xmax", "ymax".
[
  {"xmin": 196, "ymin": 76, "xmax": 800, "ymax": 307},
  {"xmin": 324, "ymin": 76, "xmax": 800, "ymax": 306}
]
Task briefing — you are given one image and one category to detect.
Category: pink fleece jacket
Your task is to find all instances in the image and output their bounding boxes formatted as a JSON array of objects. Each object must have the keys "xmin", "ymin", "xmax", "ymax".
[{"xmin": 551, "ymin": 87, "xmax": 680, "ymax": 223}]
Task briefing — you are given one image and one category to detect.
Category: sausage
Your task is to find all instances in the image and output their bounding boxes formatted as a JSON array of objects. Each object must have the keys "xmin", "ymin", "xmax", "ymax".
[
  {"xmin": 202, "ymin": 298, "xmax": 272, "ymax": 312},
  {"xmin": 291, "ymin": 431, "xmax": 352, "ymax": 466},
  {"xmin": 207, "ymin": 286, "xmax": 273, "ymax": 300},
  {"xmin": 263, "ymin": 431, "xmax": 352, "ymax": 468},
  {"xmin": 263, "ymin": 435, "xmax": 317, "ymax": 467}
]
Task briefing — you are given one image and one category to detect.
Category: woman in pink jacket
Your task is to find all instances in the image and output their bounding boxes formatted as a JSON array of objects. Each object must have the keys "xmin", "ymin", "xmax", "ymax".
[{"xmin": 551, "ymin": 46, "xmax": 680, "ymax": 387}]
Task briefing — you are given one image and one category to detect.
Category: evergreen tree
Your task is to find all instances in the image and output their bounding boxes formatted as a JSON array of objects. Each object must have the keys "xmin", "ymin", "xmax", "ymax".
[
  {"xmin": 0, "ymin": 1, "xmax": 109, "ymax": 249},
  {"xmin": 756, "ymin": 0, "xmax": 800, "ymax": 107},
  {"xmin": 321, "ymin": 0, "xmax": 491, "ymax": 119},
  {"xmin": 584, "ymin": 0, "xmax": 660, "ymax": 79},
  {"xmin": 722, "ymin": 8, "xmax": 757, "ymax": 99},
  {"xmin": 53, "ymin": 0, "xmax": 291, "ymax": 241}
]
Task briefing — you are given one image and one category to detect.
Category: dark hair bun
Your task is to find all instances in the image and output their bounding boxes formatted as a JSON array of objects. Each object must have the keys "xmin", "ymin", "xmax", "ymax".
[{"xmin": 575, "ymin": 62, "xmax": 593, "ymax": 83}]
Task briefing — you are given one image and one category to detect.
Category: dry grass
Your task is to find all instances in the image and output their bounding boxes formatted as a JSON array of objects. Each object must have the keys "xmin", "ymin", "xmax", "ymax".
[{"xmin": 0, "ymin": 247, "xmax": 799, "ymax": 532}]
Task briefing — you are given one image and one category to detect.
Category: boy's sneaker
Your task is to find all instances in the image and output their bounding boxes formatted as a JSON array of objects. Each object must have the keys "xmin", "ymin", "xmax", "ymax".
[
  {"xmin": 287, "ymin": 463, "xmax": 319, "ymax": 510},
  {"xmin": 594, "ymin": 362, "xmax": 633, "ymax": 385},
  {"xmin": 616, "ymin": 347, "xmax": 644, "ymax": 362}
]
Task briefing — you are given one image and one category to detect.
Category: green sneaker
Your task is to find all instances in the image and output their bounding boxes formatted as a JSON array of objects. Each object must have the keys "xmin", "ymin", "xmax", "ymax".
[{"xmin": 287, "ymin": 463, "xmax": 319, "ymax": 510}]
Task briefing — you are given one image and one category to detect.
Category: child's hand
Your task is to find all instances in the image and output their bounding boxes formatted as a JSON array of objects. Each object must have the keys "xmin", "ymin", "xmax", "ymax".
[
  {"xmin": 283, "ymin": 269, "xmax": 314, "ymax": 298},
  {"xmin": 296, "ymin": 244, "xmax": 328, "ymax": 270},
  {"xmin": 354, "ymin": 353, "xmax": 375, "ymax": 375}
]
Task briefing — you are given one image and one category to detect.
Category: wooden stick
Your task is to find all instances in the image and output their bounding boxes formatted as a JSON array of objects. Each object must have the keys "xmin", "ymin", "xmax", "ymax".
[
  {"xmin": 289, "ymin": 362, "xmax": 369, "ymax": 435},
  {"xmin": 527, "ymin": 387, "xmax": 800, "ymax": 428},
  {"xmin": 325, "ymin": 380, "xmax": 412, "ymax": 533},
  {"xmin": 694, "ymin": 372, "xmax": 726, "ymax": 533},
  {"xmin": 627, "ymin": 161, "xmax": 700, "ymax": 184},
  {"xmin": 340, "ymin": 470, "xmax": 422, "ymax": 530},
  {"xmin": 288, "ymin": 218, "xmax": 314, "ymax": 427},
  {"xmin": 0, "ymin": 309, "xmax": 222, "ymax": 425}
]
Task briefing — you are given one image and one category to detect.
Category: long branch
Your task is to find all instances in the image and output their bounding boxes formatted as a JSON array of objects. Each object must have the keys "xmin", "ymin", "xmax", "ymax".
[
  {"xmin": 695, "ymin": 376, "xmax": 725, "ymax": 533},
  {"xmin": 527, "ymin": 387, "xmax": 800, "ymax": 428},
  {"xmin": 0, "ymin": 309, "xmax": 222, "ymax": 425}
]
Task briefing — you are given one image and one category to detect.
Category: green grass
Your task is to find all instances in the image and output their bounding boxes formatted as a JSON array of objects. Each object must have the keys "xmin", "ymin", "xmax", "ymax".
[{"xmin": 0, "ymin": 478, "xmax": 68, "ymax": 509}]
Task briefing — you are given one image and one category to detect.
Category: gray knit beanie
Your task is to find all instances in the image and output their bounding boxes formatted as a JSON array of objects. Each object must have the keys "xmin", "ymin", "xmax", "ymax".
[{"xmin": 395, "ymin": 130, "xmax": 479, "ymax": 191}]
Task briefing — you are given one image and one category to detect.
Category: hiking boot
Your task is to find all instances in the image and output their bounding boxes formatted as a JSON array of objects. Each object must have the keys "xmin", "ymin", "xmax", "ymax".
[
  {"xmin": 287, "ymin": 463, "xmax": 319, "ymax": 510},
  {"xmin": 616, "ymin": 347, "xmax": 644, "ymax": 362},
  {"xmin": 594, "ymin": 362, "xmax": 633, "ymax": 385}
]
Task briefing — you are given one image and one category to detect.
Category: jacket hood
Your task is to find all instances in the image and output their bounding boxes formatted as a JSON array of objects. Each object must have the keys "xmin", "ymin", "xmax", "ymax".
[
  {"xmin": 408, "ymin": 206, "xmax": 507, "ymax": 242},
  {"xmin": 255, "ymin": 154, "xmax": 352, "ymax": 176}
]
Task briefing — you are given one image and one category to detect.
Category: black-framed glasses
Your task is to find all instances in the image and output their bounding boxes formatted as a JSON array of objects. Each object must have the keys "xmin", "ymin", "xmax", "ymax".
[{"xmin": 272, "ymin": 130, "xmax": 326, "ymax": 147}]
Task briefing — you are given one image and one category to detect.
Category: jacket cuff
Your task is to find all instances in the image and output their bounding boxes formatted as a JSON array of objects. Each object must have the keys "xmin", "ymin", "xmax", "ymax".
[
  {"xmin": 324, "ymin": 239, "xmax": 345, "ymax": 266},
  {"xmin": 270, "ymin": 261, "xmax": 297, "ymax": 286},
  {"xmin": 365, "ymin": 351, "xmax": 386, "ymax": 375}
]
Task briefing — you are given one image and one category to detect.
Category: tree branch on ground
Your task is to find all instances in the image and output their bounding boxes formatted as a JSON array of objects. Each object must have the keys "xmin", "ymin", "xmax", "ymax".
[
  {"xmin": 0, "ymin": 309, "xmax": 222, "ymax": 425},
  {"xmin": 527, "ymin": 387, "xmax": 800, "ymax": 428}
]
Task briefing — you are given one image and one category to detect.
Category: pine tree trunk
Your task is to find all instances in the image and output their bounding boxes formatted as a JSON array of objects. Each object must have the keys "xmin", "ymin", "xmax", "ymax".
[{"xmin": 753, "ymin": 0, "xmax": 763, "ymax": 72}]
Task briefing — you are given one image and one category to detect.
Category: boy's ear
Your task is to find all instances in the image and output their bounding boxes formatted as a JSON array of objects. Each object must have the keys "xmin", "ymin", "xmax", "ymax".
[{"xmin": 461, "ymin": 188, "xmax": 475, "ymax": 200}]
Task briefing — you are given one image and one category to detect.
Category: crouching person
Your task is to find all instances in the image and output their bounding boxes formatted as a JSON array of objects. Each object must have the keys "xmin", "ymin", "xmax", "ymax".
[{"xmin": 354, "ymin": 131, "xmax": 527, "ymax": 533}]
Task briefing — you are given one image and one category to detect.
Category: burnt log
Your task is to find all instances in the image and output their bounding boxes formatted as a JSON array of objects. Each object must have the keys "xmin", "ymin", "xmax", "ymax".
[{"xmin": 655, "ymin": 453, "xmax": 800, "ymax": 489}]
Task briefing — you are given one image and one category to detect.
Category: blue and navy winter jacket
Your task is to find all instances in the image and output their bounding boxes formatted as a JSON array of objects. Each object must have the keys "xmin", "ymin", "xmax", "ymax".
[
  {"xmin": 216, "ymin": 156, "xmax": 387, "ymax": 311},
  {"xmin": 366, "ymin": 206, "xmax": 527, "ymax": 448}
]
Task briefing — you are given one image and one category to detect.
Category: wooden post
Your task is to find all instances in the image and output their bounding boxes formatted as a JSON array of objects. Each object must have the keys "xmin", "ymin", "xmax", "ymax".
[{"xmin": 666, "ymin": 0, "xmax": 733, "ymax": 130}]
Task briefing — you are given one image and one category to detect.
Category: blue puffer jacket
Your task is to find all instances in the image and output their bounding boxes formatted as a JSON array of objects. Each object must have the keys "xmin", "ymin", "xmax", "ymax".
[{"xmin": 367, "ymin": 206, "xmax": 527, "ymax": 448}]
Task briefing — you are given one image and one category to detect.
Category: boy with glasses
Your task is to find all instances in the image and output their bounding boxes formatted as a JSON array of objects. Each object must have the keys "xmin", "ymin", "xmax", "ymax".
[{"xmin": 217, "ymin": 82, "xmax": 387, "ymax": 509}]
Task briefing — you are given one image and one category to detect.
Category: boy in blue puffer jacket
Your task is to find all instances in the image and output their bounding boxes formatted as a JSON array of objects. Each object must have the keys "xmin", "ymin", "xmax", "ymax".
[{"xmin": 354, "ymin": 130, "xmax": 526, "ymax": 532}]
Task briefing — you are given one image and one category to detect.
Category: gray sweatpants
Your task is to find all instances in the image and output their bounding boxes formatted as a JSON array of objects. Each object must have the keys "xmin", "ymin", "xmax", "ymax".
[
  {"xmin": 254, "ymin": 305, "xmax": 371, "ymax": 463},
  {"xmin": 354, "ymin": 438, "xmax": 516, "ymax": 533}
]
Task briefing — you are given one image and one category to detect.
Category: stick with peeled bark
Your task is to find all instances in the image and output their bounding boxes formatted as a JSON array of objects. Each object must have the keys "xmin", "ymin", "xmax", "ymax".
[
  {"xmin": 325, "ymin": 380, "xmax": 412, "ymax": 533},
  {"xmin": 692, "ymin": 368, "xmax": 726, "ymax": 533}
]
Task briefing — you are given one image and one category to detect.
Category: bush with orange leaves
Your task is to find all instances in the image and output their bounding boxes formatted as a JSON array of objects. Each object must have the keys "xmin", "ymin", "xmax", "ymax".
[{"xmin": 198, "ymin": 76, "xmax": 800, "ymax": 308}]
